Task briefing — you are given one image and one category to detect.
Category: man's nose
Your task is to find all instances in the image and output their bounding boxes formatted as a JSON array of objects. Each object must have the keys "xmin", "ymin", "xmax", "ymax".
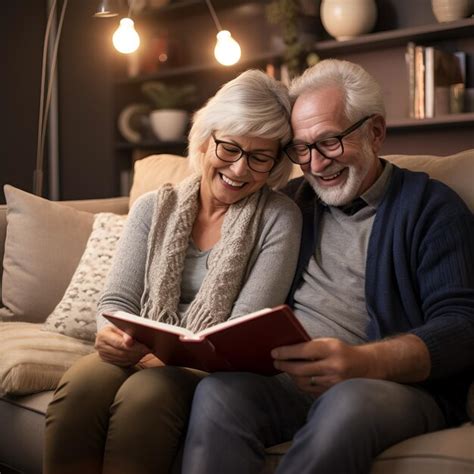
[{"xmin": 308, "ymin": 149, "xmax": 332, "ymax": 174}]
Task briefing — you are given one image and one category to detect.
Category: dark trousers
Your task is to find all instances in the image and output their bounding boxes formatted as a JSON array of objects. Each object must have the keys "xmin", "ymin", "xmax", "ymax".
[
  {"xmin": 181, "ymin": 373, "xmax": 447, "ymax": 474},
  {"xmin": 43, "ymin": 353, "xmax": 205, "ymax": 474}
]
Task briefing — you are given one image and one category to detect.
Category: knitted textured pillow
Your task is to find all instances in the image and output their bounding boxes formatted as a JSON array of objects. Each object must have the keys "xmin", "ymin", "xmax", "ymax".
[
  {"xmin": 0, "ymin": 322, "xmax": 94, "ymax": 396},
  {"xmin": 42, "ymin": 212, "xmax": 127, "ymax": 342}
]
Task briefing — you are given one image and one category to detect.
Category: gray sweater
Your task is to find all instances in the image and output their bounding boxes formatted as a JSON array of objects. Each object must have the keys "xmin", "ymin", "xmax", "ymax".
[{"xmin": 97, "ymin": 189, "xmax": 302, "ymax": 331}]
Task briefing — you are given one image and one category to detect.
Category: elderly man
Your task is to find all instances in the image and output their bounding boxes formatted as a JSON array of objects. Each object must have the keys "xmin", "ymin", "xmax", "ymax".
[{"xmin": 180, "ymin": 60, "xmax": 474, "ymax": 474}]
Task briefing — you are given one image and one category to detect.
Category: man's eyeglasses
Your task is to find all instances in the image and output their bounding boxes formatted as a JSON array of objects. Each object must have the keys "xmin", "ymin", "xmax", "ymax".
[
  {"xmin": 284, "ymin": 114, "xmax": 375, "ymax": 165},
  {"xmin": 212, "ymin": 134, "xmax": 277, "ymax": 173}
]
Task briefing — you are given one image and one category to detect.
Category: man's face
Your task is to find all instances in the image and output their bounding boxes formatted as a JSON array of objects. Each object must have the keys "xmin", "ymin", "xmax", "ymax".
[{"xmin": 291, "ymin": 87, "xmax": 382, "ymax": 206}]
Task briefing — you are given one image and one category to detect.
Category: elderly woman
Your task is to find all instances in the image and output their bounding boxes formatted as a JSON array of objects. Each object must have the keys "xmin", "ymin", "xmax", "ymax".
[{"xmin": 43, "ymin": 69, "xmax": 301, "ymax": 474}]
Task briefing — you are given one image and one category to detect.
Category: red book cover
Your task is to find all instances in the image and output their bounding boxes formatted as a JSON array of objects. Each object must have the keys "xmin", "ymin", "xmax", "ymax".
[{"xmin": 103, "ymin": 304, "xmax": 310, "ymax": 375}]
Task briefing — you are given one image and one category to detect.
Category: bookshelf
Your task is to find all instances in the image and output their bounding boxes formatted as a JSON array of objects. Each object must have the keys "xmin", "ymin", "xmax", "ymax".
[
  {"xmin": 312, "ymin": 18, "xmax": 474, "ymax": 155},
  {"xmin": 113, "ymin": 2, "xmax": 474, "ymax": 194}
]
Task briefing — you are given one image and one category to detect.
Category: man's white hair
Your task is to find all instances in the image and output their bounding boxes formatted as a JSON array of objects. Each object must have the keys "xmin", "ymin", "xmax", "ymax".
[{"xmin": 290, "ymin": 59, "xmax": 386, "ymax": 122}]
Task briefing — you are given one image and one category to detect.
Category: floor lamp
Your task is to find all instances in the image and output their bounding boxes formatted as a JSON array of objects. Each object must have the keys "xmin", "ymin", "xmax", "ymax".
[{"xmin": 33, "ymin": 0, "xmax": 68, "ymax": 198}]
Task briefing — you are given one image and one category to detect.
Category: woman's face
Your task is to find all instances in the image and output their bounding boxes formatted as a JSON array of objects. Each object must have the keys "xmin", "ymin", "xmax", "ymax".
[{"xmin": 200, "ymin": 133, "xmax": 280, "ymax": 208}]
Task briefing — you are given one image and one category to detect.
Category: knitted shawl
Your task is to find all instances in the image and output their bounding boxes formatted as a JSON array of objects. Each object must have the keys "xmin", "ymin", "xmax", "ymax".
[{"xmin": 140, "ymin": 175, "xmax": 270, "ymax": 332}]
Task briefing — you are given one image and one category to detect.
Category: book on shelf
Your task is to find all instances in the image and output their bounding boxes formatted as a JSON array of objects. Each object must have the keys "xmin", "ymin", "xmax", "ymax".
[
  {"xmin": 102, "ymin": 304, "xmax": 311, "ymax": 375},
  {"xmin": 405, "ymin": 42, "xmax": 416, "ymax": 118},
  {"xmin": 414, "ymin": 45, "xmax": 426, "ymax": 119},
  {"xmin": 424, "ymin": 46, "xmax": 465, "ymax": 117}
]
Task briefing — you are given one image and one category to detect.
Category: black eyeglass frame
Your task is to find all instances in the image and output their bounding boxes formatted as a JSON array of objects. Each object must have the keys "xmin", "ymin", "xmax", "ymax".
[
  {"xmin": 284, "ymin": 114, "xmax": 375, "ymax": 165},
  {"xmin": 211, "ymin": 133, "xmax": 278, "ymax": 174}
]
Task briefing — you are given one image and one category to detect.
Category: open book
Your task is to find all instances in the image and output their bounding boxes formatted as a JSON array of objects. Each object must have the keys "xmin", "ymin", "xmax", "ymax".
[{"xmin": 102, "ymin": 304, "xmax": 310, "ymax": 375}]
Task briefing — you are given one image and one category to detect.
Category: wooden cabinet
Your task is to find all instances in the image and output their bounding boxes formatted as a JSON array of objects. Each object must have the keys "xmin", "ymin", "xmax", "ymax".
[{"xmin": 113, "ymin": 0, "xmax": 474, "ymax": 194}]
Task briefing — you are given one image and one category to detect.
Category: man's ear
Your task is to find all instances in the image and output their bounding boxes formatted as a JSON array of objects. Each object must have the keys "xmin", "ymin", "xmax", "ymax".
[{"xmin": 369, "ymin": 115, "xmax": 386, "ymax": 155}]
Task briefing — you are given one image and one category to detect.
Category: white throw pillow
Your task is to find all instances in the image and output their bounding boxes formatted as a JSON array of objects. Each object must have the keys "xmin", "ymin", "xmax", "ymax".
[{"xmin": 43, "ymin": 212, "xmax": 127, "ymax": 342}]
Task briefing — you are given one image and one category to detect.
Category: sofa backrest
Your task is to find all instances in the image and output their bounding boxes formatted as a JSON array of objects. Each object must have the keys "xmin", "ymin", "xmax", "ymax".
[
  {"xmin": 1, "ymin": 149, "xmax": 473, "ymax": 306},
  {"xmin": 129, "ymin": 149, "xmax": 474, "ymax": 211}
]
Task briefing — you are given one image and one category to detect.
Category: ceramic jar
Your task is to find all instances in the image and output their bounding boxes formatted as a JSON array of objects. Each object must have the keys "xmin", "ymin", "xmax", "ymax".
[
  {"xmin": 150, "ymin": 109, "xmax": 188, "ymax": 142},
  {"xmin": 431, "ymin": 0, "xmax": 473, "ymax": 22},
  {"xmin": 321, "ymin": 0, "xmax": 377, "ymax": 41}
]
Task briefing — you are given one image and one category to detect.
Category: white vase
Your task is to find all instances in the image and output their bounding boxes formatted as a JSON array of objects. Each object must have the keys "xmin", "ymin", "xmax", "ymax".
[
  {"xmin": 150, "ymin": 109, "xmax": 188, "ymax": 142},
  {"xmin": 431, "ymin": 0, "xmax": 473, "ymax": 22},
  {"xmin": 321, "ymin": 0, "xmax": 377, "ymax": 41}
]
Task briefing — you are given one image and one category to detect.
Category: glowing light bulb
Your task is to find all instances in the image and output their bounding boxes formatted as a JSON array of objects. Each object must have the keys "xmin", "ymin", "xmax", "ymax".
[
  {"xmin": 214, "ymin": 30, "xmax": 241, "ymax": 66},
  {"xmin": 113, "ymin": 18, "xmax": 140, "ymax": 54}
]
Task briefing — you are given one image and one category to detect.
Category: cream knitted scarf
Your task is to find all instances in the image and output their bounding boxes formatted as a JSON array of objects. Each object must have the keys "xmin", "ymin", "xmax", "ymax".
[{"xmin": 140, "ymin": 175, "xmax": 270, "ymax": 332}]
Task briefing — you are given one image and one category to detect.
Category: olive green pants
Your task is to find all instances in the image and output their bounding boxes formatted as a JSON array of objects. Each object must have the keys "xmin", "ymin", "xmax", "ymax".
[{"xmin": 43, "ymin": 353, "xmax": 206, "ymax": 474}]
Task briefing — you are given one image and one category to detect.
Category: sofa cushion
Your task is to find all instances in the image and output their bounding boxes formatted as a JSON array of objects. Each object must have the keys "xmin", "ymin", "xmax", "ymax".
[
  {"xmin": 0, "ymin": 391, "xmax": 54, "ymax": 474},
  {"xmin": 43, "ymin": 212, "xmax": 127, "ymax": 342},
  {"xmin": 0, "ymin": 186, "xmax": 94, "ymax": 323},
  {"xmin": 263, "ymin": 423, "xmax": 474, "ymax": 473},
  {"xmin": 384, "ymin": 149, "xmax": 474, "ymax": 211},
  {"xmin": 0, "ymin": 322, "xmax": 93, "ymax": 396},
  {"xmin": 128, "ymin": 150, "xmax": 474, "ymax": 213},
  {"xmin": 129, "ymin": 154, "xmax": 191, "ymax": 207}
]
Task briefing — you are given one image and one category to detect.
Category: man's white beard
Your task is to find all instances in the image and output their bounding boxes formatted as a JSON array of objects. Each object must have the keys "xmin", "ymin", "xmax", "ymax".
[{"xmin": 306, "ymin": 143, "xmax": 374, "ymax": 206}]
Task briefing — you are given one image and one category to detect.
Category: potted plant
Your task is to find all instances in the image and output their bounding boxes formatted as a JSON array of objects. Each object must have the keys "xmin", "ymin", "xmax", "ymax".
[
  {"xmin": 141, "ymin": 81, "xmax": 196, "ymax": 142},
  {"xmin": 266, "ymin": 0, "xmax": 321, "ymax": 79}
]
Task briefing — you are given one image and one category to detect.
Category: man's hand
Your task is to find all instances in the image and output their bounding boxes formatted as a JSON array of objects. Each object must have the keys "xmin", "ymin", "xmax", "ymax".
[
  {"xmin": 272, "ymin": 334, "xmax": 431, "ymax": 395},
  {"xmin": 95, "ymin": 325, "xmax": 150, "ymax": 367}
]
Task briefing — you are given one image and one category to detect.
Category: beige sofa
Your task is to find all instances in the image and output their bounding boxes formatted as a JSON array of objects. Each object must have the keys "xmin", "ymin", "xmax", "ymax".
[{"xmin": 0, "ymin": 151, "xmax": 473, "ymax": 474}]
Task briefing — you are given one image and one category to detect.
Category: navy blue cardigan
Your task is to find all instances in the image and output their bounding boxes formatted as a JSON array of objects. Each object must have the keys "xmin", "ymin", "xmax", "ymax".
[{"xmin": 285, "ymin": 165, "xmax": 474, "ymax": 425}]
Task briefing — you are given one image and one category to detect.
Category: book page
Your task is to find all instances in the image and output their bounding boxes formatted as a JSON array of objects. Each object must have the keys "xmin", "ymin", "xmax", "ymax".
[
  {"xmin": 108, "ymin": 311, "xmax": 195, "ymax": 338},
  {"xmin": 195, "ymin": 307, "xmax": 272, "ymax": 338}
]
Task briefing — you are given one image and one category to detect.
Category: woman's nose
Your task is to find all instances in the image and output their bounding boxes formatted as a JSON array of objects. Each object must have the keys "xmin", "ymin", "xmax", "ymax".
[{"xmin": 229, "ymin": 155, "xmax": 251, "ymax": 176}]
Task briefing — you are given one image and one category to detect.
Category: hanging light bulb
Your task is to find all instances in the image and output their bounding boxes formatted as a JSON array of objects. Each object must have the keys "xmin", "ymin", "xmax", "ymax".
[
  {"xmin": 113, "ymin": 18, "xmax": 140, "ymax": 54},
  {"xmin": 214, "ymin": 30, "xmax": 241, "ymax": 66},
  {"xmin": 205, "ymin": 0, "xmax": 241, "ymax": 66}
]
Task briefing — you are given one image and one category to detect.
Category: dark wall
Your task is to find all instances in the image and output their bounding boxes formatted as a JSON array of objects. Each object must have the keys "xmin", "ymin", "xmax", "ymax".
[
  {"xmin": 1, "ymin": 0, "xmax": 121, "ymax": 204},
  {"xmin": 59, "ymin": 0, "xmax": 120, "ymax": 200},
  {"xmin": 1, "ymin": 1, "xmax": 46, "ymax": 204}
]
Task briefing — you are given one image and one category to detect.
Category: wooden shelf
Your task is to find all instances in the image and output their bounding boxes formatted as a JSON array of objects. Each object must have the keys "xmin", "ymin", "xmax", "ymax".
[
  {"xmin": 387, "ymin": 113, "xmax": 474, "ymax": 130},
  {"xmin": 116, "ymin": 140, "xmax": 187, "ymax": 151},
  {"xmin": 115, "ymin": 52, "xmax": 280, "ymax": 85},
  {"xmin": 314, "ymin": 18, "xmax": 474, "ymax": 54},
  {"xmin": 140, "ymin": 0, "xmax": 250, "ymax": 19},
  {"xmin": 116, "ymin": 19, "xmax": 474, "ymax": 84},
  {"xmin": 117, "ymin": 113, "xmax": 474, "ymax": 152}
]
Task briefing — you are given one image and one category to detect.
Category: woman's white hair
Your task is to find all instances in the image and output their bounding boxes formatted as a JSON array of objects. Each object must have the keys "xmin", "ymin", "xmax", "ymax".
[
  {"xmin": 188, "ymin": 69, "xmax": 293, "ymax": 189},
  {"xmin": 289, "ymin": 59, "xmax": 386, "ymax": 123}
]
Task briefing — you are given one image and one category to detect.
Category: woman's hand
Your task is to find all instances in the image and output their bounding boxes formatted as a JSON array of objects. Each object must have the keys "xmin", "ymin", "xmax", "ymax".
[{"xmin": 95, "ymin": 325, "xmax": 150, "ymax": 367}]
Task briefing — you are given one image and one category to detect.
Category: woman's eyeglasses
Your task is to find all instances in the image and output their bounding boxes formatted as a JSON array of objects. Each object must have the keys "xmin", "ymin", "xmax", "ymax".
[{"xmin": 212, "ymin": 134, "xmax": 277, "ymax": 173}]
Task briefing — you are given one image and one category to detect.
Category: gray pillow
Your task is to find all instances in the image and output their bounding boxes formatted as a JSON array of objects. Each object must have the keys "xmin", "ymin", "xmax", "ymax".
[{"xmin": 1, "ymin": 185, "xmax": 93, "ymax": 323}]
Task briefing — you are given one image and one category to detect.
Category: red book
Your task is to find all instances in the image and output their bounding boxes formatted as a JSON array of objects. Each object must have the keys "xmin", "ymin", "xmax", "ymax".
[{"xmin": 102, "ymin": 304, "xmax": 310, "ymax": 375}]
